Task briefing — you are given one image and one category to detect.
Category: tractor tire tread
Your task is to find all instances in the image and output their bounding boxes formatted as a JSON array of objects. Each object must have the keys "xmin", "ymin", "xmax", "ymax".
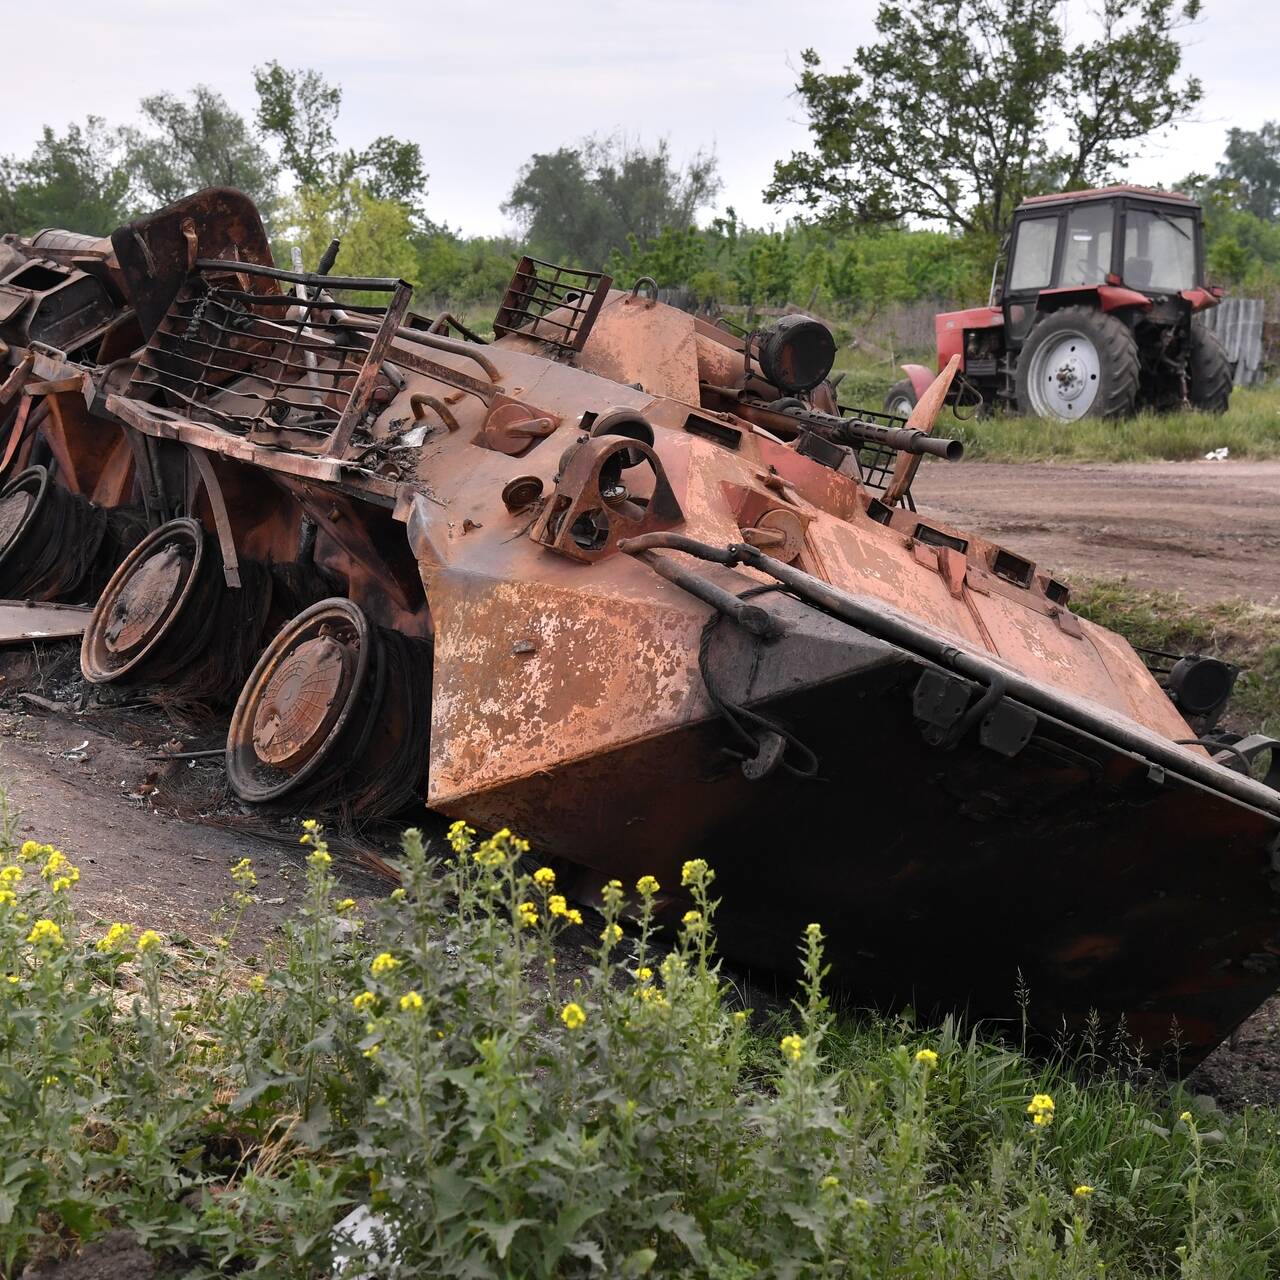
[{"xmin": 1188, "ymin": 325, "xmax": 1232, "ymax": 413}]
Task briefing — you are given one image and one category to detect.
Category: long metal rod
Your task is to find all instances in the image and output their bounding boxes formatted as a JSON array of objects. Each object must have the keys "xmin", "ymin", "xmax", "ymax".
[
  {"xmin": 618, "ymin": 532, "xmax": 1280, "ymax": 818},
  {"xmin": 194, "ymin": 258, "xmax": 402, "ymax": 293}
]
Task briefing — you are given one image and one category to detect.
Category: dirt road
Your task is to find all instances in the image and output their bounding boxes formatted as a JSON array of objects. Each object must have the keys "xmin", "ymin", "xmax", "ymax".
[{"xmin": 914, "ymin": 459, "xmax": 1280, "ymax": 604}]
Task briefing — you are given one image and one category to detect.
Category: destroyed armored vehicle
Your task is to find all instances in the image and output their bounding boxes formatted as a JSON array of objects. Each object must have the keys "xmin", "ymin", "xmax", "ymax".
[{"xmin": 1, "ymin": 188, "xmax": 1278, "ymax": 1068}]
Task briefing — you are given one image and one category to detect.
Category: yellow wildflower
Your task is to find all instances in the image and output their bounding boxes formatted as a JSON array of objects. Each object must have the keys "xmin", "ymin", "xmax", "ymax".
[
  {"xmin": 335, "ymin": 898, "xmax": 357, "ymax": 913},
  {"xmin": 601, "ymin": 922, "xmax": 623, "ymax": 945},
  {"xmin": 19, "ymin": 840, "xmax": 40, "ymax": 861},
  {"xmin": 915, "ymin": 1048, "xmax": 939, "ymax": 1067},
  {"xmin": 50, "ymin": 875, "xmax": 76, "ymax": 894},
  {"xmin": 565, "ymin": 908, "xmax": 583, "ymax": 926},
  {"xmin": 853, "ymin": 1197, "xmax": 871, "ymax": 1212},
  {"xmin": 0, "ymin": 865, "xmax": 21, "ymax": 886},
  {"xmin": 517, "ymin": 901, "xmax": 539, "ymax": 928},
  {"xmin": 560, "ymin": 1001, "xmax": 586, "ymax": 1030},
  {"xmin": 40, "ymin": 849, "xmax": 70, "ymax": 880},
  {"xmin": 447, "ymin": 820, "xmax": 475, "ymax": 853},
  {"xmin": 230, "ymin": 858, "xmax": 257, "ymax": 887},
  {"xmin": 733, "ymin": 1010, "xmax": 748, "ymax": 1024},
  {"xmin": 0, "ymin": 890, "xmax": 15, "ymax": 908},
  {"xmin": 681, "ymin": 909, "xmax": 702, "ymax": 929},
  {"xmin": 472, "ymin": 840, "xmax": 504, "ymax": 868},
  {"xmin": 1026, "ymin": 1093, "xmax": 1055, "ymax": 1126},
  {"xmin": 1074, "ymin": 1185, "xmax": 1094, "ymax": 1198},
  {"xmin": 26, "ymin": 919, "xmax": 64, "ymax": 949},
  {"xmin": 399, "ymin": 990, "xmax": 424, "ymax": 1013},
  {"xmin": 1180, "ymin": 1110, "xmax": 1194, "ymax": 1124},
  {"xmin": 805, "ymin": 922, "xmax": 823, "ymax": 940},
  {"xmin": 371, "ymin": 952, "xmax": 399, "ymax": 977},
  {"xmin": 136, "ymin": 929, "xmax": 162, "ymax": 954},
  {"xmin": 636, "ymin": 875, "xmax": 660, "ymax": 897},
  {"xmin": 362, "ymin": 1044, "xmax": 381, "ymax": 1059},
  {"xmin": 95, "ymin": 923, "xmax": 133, "ymax": 954},
  {"xmin": 307, "ymin": 847, "xmax": 332, "ymax": 868},
  {"xmin": 820, "ymin": 1175, "xmax": 840, "ymax": 1191},
  {"xmin": 249, "ymin": 975, "xmax": 267, "ymax": 993},
  {"xmin": 389, "ymin": 887, "xmax": 406, "ymax": 903},
  {"xmin": 681, "ymin": 858, "xmax": 710, "ymax": 887},
  {"xmin": 601, "ymin": 878, "xmax": 623, "ymax": 907},
  {"xmin": 548, "ymin": 894, "xmax": 568, "ymax": 916},
  {"xmin": 353, "ymin": 990, "xmax": 377, "ymax": 1012},
  {"xmin": 780, "ymin": 1033, "xmax": 805, "ymax": 1063},
  {"xmin": 634, "ymin": 966, "xmax": 653, "ymax": 983},
  {"xmin": 533, "ymin": 866, "xmax": 555, "ymax": 888}
]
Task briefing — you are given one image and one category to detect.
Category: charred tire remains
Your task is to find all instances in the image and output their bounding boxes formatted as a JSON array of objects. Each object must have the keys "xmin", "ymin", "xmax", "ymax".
[
  {"xmin": 0, "ymin": 465, "xmax": 145, "ymax": 602},
  {"xmin": 225, "ymin": 597, "xmax": 432, "ymax": 817},
  {"xmin": 81, "ymin": 517, "xmax": 278, "ymax": 704},
  {"xmin": 1016, "ymin": 306, "xmax": 1140, "ymax": 421}
]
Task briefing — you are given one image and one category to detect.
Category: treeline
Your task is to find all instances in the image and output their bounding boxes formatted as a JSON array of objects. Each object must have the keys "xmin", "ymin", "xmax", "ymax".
[{"xmin": 5, "ymin": 0, "xmax": 1280, "ymax": 317}]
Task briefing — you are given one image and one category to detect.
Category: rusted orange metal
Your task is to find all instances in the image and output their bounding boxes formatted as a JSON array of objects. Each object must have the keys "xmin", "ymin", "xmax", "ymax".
[{"xmin": 0, "ymin": 187, "xmax": 1278, "ymax": 1068}]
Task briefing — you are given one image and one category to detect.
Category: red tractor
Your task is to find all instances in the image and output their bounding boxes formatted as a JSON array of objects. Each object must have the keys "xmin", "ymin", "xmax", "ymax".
[{"xmin": 885, "ymin": 185, "xmax": 1232, "ymax": 423}]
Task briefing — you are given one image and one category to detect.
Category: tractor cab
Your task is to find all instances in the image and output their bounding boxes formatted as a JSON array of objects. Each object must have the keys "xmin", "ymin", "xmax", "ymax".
[
  {"xmin": 888, "ymin": 185, "xmax": 1229, "ymax": 423},
  {"xmin": 1000, "ymin": 186, "xmax": 1215, "ymax": 346}
]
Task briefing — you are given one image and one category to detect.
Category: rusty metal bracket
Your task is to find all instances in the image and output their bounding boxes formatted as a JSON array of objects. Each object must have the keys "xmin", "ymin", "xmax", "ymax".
[
  {"xmin": 186, "ymin": 445, "xmax": 240, "ymax": 587},
  {"xmin": 327, "ymin": 280, "xmax": 413, "ymax": 458}
]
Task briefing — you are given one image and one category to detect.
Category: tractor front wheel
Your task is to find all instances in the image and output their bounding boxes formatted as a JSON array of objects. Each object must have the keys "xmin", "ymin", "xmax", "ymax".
[
  {"xmin": 883, "ymin": 379, "xmax": 918, "ymax": 419},
  {"xmin": 1015, "ymin": 306, "xmax": 1139, "ymax": 422},
  {"xmin": 1188, "ymin": 325, "xmax": 1232, "ymax": 413}
]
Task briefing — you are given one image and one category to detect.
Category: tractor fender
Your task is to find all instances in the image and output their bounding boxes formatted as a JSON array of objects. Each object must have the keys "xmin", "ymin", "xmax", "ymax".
[
  {"xmin": 1036, "ymin": 285, "xmax": 1151, "ymax": 314},
  {"xmin": 900, "ymin": 363, "xmax": 935, "ymax": 401}
]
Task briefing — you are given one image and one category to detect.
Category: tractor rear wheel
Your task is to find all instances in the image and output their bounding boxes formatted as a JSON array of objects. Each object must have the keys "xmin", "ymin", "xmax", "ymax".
[
  {"xmin": 883, "ymin": 379, "xmax": 917, "ymax": 419},
  {"xmin": 1015, "ymin": 306, "xmax": 1139, "ymax": 421},
  {"xmin": 1188, "ymin": 325, "xmax": 1232, "ymax": 413}
]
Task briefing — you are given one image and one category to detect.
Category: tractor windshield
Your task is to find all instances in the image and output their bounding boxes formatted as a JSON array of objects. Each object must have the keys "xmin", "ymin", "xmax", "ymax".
[
  {"xmin": 1059, "ymin": 203, "xmax": 1114, "ymax": 286},
  {"xmin": 1123, "ymin": 209, "xmax": 1197, "ymax": 292}
]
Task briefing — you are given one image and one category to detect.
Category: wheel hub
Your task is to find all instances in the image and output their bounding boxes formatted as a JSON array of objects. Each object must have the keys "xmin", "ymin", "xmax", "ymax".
[
  {"xmin": 251, "ymin": 634, "xmax": 352, "ymax": 770},
  {"xmin": 104, "ymin": 544, "xmax": 187, "ymax": 656},
  {"xmin": 0, "ymin": 489, "xmax": 32, "ymax": 552},
  {"xmin": 1030, "ymin": 332, "xmax": 1101, "ymax": 421}
]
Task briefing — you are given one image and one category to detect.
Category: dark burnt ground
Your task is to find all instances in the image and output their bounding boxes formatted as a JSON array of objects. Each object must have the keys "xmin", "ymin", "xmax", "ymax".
[{"xmin": 0, "ymin": 637, "xmax": 1277, "ymax": 1109}]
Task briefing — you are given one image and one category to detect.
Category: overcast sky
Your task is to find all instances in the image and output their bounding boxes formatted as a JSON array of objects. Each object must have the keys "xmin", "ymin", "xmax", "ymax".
[{"xmin": 0, "ymin": 0, "xmax": 1274, "ymax": 237}]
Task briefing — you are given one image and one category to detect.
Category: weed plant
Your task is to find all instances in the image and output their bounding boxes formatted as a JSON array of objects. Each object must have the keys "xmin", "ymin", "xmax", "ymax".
[{"xmin": 2, "ymin": 806, "xmax": 1280, "ymax": 1276}]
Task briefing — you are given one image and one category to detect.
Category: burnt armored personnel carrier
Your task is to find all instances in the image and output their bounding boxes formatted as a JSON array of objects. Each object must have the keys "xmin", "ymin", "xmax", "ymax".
[{"xmin": 1, "ymin": 189, "xmax": 1277, "ymax": 1066}]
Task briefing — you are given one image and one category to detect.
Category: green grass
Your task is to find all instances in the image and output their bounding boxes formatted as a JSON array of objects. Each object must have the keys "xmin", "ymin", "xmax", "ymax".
[
  {"xmin": 1070, "ymin": 578, "xmax": 1280, "ymax": 735},
  {"xmin": 833, "ymin": 345, "xmax": 1280, "ymax": 462}
]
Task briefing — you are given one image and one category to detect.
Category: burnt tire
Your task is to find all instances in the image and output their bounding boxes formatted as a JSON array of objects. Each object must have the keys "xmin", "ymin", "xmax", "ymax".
[
  {"xmin": 884, "ymin": 379, "xmax": 918, "ymax": 419},
  {"xmin": 1189, "ymin": 325, "xmax": 1232, "ymax": 413},
  {"xmin": 1015, "ymin": 306, "xmax": 1139, "ymax": 422}
]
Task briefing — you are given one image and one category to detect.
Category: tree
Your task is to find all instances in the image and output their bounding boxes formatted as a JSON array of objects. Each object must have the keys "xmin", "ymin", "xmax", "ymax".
[
  {"xmin": 503, "ymin": 136, "xmax": 720, "ymax": 266},
  {"xmin": 766, "ymin": 0, "xmax": 1203, "ymax": 238},
  {"xmin": 277, "ymin": 181, "xmax": 418, "ymax": 292},
  {"xmin": 253, "ymin": 62, "xmax": 427, "ymax": 222},
  {"xmin": 0, "ymin": 117, "xmax": 132, "ymax": 235},
  {"xmin": 124, "ymin": 87, "xmax": 277, "ymax": 213},
  {"xmin": 1216, "ymin": 123, "xmax": 1280, "ymax": 221}
]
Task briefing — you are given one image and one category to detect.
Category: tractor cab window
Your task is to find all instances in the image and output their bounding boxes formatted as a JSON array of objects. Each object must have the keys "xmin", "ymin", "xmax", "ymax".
[
  {"xmin": 1006, "ymin": 216, "xmax": 1058, "ymax": 292},
  {"xmin": 1060, "ymin": 203, "xmax": 1114, "ymax": 286},
  {"xmin": 1124, "ymin": 209, "xmax": 1196, "ymax": 292}
]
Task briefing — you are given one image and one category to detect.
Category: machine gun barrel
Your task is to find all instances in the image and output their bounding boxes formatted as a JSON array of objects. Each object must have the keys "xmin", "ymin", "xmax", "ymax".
[{"xmin": 837, "ymin": 418, "xmax": 964, "ymax": 461}]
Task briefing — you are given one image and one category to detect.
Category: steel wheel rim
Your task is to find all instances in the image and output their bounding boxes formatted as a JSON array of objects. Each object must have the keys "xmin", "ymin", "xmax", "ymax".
[
  {"xmin": 0, "ymin": 466, "xmax": 49, "ymax": 577},
  {"xmin": 1026, "ymin": 330, "xmax": 1101, "ymax": 421},
  {"xmin": 887, "ymin": 395, "xmax": 915, "ymax": 418},
  {"xmin": 81, "ymin": 517, "xmax": 205, "ymax": 683},
  {"xmin": 226, "ymin": 597, "xmax": 372, "ymax": 802}
]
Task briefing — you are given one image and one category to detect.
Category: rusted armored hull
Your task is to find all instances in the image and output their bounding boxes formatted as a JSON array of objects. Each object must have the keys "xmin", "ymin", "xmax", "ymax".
[
  {"xmin": 1, "ymin": 188, "xmax": 1277, "ymax": 1068},
  {"xmin": 422, "ymin": 551, "xmax": 1280, "ymax": 1067}
]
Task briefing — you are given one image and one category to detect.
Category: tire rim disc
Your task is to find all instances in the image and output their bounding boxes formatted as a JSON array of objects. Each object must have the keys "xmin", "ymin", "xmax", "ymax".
[
  {"xmin": 81, "ymin": 517, "xmax": 205, "ymax": 683},
  {"xmin": 226, "ymin": 597, "xmax": 372, "ymax": 802},
  {"xmin": 1027, "ymin": 331, "xmax": 1101, "ymax": 421}
]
